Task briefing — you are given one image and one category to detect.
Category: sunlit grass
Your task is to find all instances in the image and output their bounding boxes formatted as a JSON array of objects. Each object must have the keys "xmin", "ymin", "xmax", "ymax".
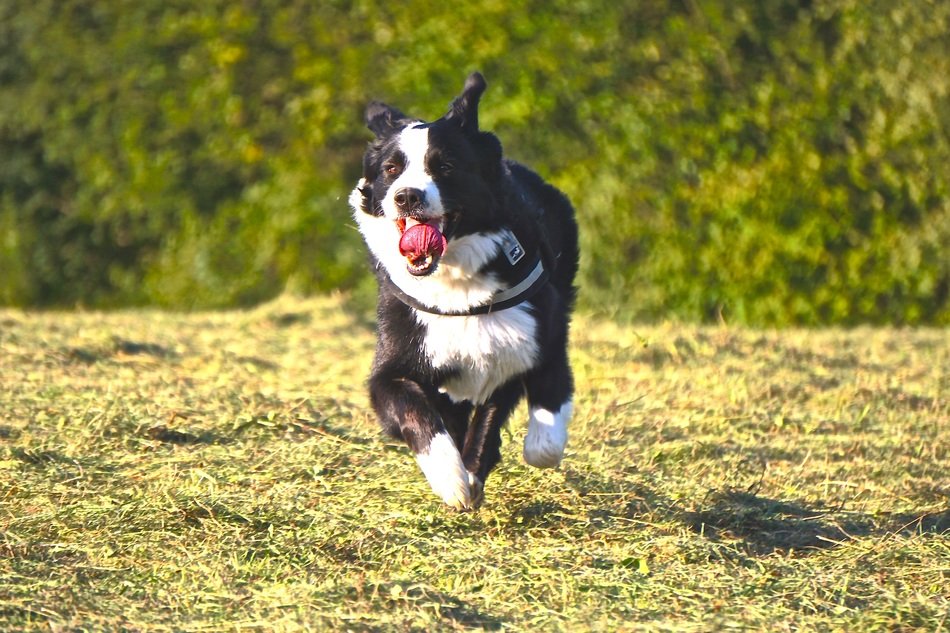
[{"xmin": 1, "ymin": 295, "xmax": 947, "ymax": 631}]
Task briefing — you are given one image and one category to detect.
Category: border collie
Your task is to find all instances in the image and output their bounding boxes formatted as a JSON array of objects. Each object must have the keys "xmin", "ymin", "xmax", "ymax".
[{"xmin": 349, "ymin": 72, "xmax": 578, "ymax": 510}]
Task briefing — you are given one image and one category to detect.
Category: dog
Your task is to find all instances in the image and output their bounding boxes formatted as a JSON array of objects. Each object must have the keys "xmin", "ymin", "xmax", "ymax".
[{"xmin": 349, "ymin": 72, "xmax": 578, "ymax": 509}]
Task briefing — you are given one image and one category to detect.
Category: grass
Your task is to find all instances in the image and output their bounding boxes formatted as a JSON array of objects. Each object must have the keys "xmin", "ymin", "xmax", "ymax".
[{"xmin": 1, "ymin": 294, "xmax": 947, "ymax": 631}]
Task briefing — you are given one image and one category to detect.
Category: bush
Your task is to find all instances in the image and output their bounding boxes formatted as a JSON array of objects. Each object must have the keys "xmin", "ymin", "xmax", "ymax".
[{"xmin": 1, "ymin": 0, "xmax": 947, "ymax": 324}]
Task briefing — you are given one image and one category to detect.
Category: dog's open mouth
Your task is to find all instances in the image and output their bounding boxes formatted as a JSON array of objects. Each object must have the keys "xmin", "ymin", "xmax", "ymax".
[{"xmin": 397, "ymin": 217, "xmax": 447, "ymax": 276}]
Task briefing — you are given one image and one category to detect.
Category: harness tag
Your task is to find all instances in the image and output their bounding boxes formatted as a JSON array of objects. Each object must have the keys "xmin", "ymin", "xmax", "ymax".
[{"xmin": 503, "ymin": 235, "xmax": 525, "ymax": 266}]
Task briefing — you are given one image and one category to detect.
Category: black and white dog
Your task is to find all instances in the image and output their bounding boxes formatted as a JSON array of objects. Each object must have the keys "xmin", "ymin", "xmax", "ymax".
[{"xmin": 349, "ymin": 72, "xmax": 578, "ymax": 509}]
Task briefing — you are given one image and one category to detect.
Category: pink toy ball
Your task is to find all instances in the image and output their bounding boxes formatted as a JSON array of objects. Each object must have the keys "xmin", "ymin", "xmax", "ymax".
[{"xmin": 399, "ymin": 223, "xmax": 447, "ymax": 259}]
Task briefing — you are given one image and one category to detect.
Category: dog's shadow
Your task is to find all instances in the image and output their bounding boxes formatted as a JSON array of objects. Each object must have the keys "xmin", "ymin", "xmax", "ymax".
[
  {"xmin": 681, "ymin": 489, "xmax": 868, "ymax": 555},
  {"xmin": 560, "ymin": 470, "xmax": 949, "ymax": 557},
  {"xmin": 681, "ymin": 488, "xmax": 950, "ymax": 556}
]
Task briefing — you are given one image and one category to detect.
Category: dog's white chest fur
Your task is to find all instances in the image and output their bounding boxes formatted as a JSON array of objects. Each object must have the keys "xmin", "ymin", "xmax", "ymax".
[{"xmin": 415, "ymin": 305, "xmax": 539, "ymax": 405}]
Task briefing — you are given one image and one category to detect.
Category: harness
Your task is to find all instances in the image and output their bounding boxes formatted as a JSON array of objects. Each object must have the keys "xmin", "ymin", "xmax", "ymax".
[{"xmin": 384, "ymin": 233, "xmax": 552, "ymax": 317}]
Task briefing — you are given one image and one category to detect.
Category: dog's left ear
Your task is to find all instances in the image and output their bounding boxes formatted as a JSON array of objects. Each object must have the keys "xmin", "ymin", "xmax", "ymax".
[
  {"xmin": 445, "ymin": 72, "xmax": 487, "ymax": 133},
  {"xmin": 366, "ymin": 101, "xmax": 412, "ymax": 138}
]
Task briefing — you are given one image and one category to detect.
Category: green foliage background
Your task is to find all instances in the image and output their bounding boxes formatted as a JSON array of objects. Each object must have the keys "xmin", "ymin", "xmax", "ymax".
[{"xmin": 1, "ymin": 0, "xmax": 948, "ymax": 325}]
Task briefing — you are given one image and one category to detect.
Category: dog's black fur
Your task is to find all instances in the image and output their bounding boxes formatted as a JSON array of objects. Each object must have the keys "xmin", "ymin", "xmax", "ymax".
[{"xmin": 350, "ymin": 72, "xmax": 578, "ymax": 509}]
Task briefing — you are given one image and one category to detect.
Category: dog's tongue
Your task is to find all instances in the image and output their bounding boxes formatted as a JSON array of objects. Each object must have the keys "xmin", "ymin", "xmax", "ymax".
[{"xmin": 399, "ymin": 223, "xmax": 446, "ymax": 260}]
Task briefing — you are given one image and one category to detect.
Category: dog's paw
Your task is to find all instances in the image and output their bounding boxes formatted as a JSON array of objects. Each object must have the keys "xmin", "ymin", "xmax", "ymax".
[
  {"xmin": 467, "ymin": 471, "xmax": 484, "ymax": 510},
  {"xmin": 523, "ymin": 402, "xmax": 572, "ymax": 468},
  {"xmin": 415, "ymin": 433, "xmax": 474, "ymax": 510}
]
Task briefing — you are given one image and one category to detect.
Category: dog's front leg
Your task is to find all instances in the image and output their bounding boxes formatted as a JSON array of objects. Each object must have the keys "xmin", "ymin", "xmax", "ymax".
[
  {"xmin": 369, "ymin": 371, "xmax": 476, "ymax": 509},
  {"xmin": 522, "ymin": 345, "xmax": 574, "ymax": 469}
]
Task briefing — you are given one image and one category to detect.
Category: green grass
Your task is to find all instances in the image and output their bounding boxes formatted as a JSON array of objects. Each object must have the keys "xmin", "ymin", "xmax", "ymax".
[{"xmin": 1, "ymin": 295, "xmax": 947, "ymax": 631}]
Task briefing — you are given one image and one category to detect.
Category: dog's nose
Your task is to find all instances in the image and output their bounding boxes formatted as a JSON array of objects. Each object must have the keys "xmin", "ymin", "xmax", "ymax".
[{"xmin": 393, "ymin": 188, "xmax": 425, "ymax": 212}]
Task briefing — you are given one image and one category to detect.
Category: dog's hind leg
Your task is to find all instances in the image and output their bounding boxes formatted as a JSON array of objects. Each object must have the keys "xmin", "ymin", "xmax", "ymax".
[
  {"xmin": 434, "ymin": 395, "xmax": 473, "ymax": 457},
  {"xmin": 522, "ymin": 353, "xmax": 573, "ymax": 469},
  {"xmin": 369, "ymin": 371, "xmax": 475, "ymax": 509}
]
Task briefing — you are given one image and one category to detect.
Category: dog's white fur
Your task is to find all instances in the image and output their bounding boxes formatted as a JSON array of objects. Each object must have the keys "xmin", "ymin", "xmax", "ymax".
[
  {"xmin": 523, "ymin": 401, "xmax": 572, "ymax": 468},
  {"xmin": 414, "ymin": 431, "xmax": 473, "ymax": 509},
  {"xmin": 416, "ymin": 304, "xmax": 540, "ymax": 405}
]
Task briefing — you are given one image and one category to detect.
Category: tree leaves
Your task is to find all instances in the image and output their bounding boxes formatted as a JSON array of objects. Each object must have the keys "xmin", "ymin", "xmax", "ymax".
[{"xmin": 1, "ymin": 0, "xmax": 947, "ymax": 324}]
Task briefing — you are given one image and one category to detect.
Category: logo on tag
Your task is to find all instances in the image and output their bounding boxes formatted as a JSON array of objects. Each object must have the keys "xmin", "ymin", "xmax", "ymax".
[{"xmin": 504, "ymin": 235, "xmax": 525, "ymax": 265}]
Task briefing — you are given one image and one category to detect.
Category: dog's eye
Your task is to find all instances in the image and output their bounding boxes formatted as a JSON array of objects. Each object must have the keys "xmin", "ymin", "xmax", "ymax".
[
  {"xmin": 432, "ymin": 161, "xmax": 453, "ymax": 176},
  {"xmin": 383, "ymin": 163, "xmax": 401, "ymax": 177}
]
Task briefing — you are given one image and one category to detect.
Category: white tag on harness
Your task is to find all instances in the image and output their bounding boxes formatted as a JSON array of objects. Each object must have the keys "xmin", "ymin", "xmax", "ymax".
[{"xmin": 503, "ymin": 234, "xmax": 525, "ymax": 266}]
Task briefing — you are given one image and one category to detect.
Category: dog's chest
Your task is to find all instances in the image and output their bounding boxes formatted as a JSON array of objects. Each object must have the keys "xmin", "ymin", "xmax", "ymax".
[{"xmin": 416, "ymin": 306, "xmax": 539, "ymax": 405}]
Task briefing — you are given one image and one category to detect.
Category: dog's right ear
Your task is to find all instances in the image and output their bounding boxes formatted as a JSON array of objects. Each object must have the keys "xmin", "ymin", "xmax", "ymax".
[
  {"xmin": 365, "ymin": 102, "xmax": 411, "ymax": 138},
  {"xmin": 354, "ymin": 176, "xmax": 378, "ymax": 216}
]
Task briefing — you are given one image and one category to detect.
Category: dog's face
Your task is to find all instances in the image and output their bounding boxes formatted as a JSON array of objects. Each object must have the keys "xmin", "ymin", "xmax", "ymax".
[{"xmin": 351, "ymin": 73, "xmax": 505, "ymax": 284}]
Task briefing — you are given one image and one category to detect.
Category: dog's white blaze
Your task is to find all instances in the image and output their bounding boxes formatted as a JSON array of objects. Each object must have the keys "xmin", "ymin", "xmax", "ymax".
[
  {"xmin": 417, "ymin": 304, "xmax": 539, "ymax": 405},
  {"xmin": 523, "ymin": 400, "xmax": 572, "ymax": 468},
  {"xmin": 381, "ymin": 126, "xmax": 444, "ymax": 219},
  {"xmin": 415, "ymin": 432, "xmax": 472, "ymax": 509}
]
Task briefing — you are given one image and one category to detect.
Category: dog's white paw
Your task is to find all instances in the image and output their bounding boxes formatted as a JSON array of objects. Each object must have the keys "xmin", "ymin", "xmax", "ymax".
[
  {"xmin": 415, "ymin": 433, "xmax": 474, "ymax": 510},
  {"xmin": 523, "ymin": 402, "xmax": 572, "ymax": 468}
]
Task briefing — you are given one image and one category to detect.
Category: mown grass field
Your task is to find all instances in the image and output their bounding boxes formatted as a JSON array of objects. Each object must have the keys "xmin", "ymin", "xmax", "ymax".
[{"xmin": 1, "ymin": 295, "xmax": 947, "ymax": 631}]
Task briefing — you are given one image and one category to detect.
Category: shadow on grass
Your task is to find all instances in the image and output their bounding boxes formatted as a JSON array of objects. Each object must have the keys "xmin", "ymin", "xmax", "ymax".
[
  {"xmin": 562, "ymin": 469, "xmax": 949, "ymax": 558},
  {"xmin": 682, "ymin": 489, "xmax": 950, "ymax": 556},
  {"xmin": 398, "ymin": 585, "xmax": 504, "ymax": 631},
  {"xmin": 510, "ymin": 501, "xmax": 570, "ymax": 528},
  {"xmin": 66, "ymin": 338, "xmax": 179, "ymax": 365},
  {"xmin": 892, "ymin": 509, "xmax": 950, "ymax": 534},
  {"xmin": 338, "ymin": 581, "xmax": 504, "ymax": 631},
  {"xmin": 681, "ymin": 489, "xmax": 875, "ymax": 555},
  {"xmin": 145, "ymin": 425, "xmax": 218, "ymax": 446}
]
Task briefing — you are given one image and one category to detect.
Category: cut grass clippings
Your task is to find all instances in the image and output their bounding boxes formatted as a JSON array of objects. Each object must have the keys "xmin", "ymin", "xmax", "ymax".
[{"xmin": 1, "ymin": 295, "xmax": 948, "ymax": 631}]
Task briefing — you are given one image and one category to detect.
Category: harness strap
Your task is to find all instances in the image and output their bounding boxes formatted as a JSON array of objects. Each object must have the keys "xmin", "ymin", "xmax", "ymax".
[{"xmin": 385, "ymin": 253, "xmax": 550, "ymax": 317}]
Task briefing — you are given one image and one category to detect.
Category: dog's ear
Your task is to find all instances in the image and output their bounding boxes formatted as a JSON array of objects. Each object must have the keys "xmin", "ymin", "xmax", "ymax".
[
  {"xmin": 353, "ymin": 177, "xmax": 376, "ymax": 216},
  {"xmin": 445, "ymin": 72, "xmax": 487, "ymax": 133},
  {"xmin": 365, "ymin": 101, "xmax": 411, "ymax": 138}
]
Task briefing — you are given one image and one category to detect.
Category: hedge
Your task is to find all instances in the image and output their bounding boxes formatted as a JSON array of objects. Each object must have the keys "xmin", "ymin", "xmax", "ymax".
[{"xmin": 1, "ymin": 0, "xmax": 947, "ymax": 325}]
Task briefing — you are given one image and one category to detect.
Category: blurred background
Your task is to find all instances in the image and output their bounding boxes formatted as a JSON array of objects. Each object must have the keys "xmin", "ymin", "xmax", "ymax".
[{"xmin": 1, "ymin": 0, "xmax": 947, "ymax": 326}]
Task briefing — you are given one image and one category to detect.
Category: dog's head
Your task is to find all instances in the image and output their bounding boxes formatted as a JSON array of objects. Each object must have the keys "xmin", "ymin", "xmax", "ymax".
[{"xmin": 351, "ymin": 72, "xmax": 505, "ymax": 280}]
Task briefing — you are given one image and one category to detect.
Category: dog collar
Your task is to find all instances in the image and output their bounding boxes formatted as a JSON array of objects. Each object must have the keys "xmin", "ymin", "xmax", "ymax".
[{"xmin": 385, "ymin": 252, "xmax": 550, "ymax": 317}]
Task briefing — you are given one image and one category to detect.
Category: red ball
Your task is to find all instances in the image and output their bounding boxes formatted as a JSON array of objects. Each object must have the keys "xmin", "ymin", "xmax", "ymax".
[{"xmin": 399, "ymin": 223, "xmax": 447, "ymax": 259}]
